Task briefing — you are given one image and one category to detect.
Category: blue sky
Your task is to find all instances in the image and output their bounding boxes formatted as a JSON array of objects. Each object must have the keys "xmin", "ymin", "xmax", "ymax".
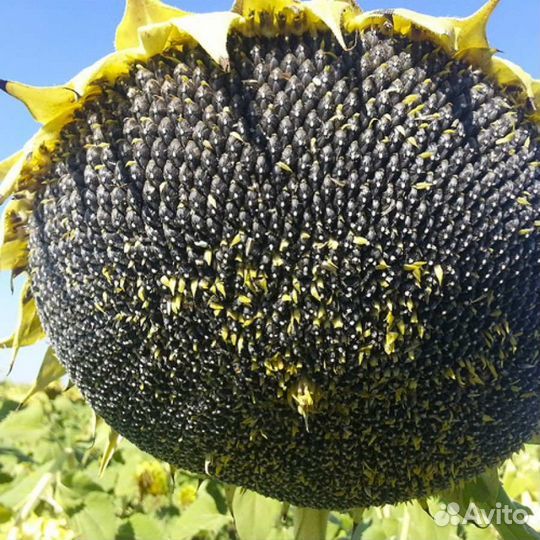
[{"xmin": 0, "ymin": 0, "xmax": 538, "ymax": 384}]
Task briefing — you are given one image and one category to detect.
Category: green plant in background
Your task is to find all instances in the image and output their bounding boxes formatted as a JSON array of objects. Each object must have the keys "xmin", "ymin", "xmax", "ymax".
[
  {"xmin": 0, "ymin": 383, "xmax": 232, "ymax": 540},
  {"xmin": 0, "ymin": 0, "xmax": 539, "ymax": 538}
]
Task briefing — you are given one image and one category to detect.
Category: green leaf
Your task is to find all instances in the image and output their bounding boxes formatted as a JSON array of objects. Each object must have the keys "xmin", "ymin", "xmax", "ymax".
[
  {"xmin": 54, "ymin": 478, "xmax": 84, "ymax": 513},
  {"xmin": 230, "ymin": 487, "xmax": 284, "ymax": 540},
  {"xmin": 0, "ymin": 504, "xmax": 12, "ymax": 524},
  {"xmin": 351, "ymin": 518, "xmax": 372, "ymax": 540},
  {"xmin": 502, "ymin": 445, "xmax": 540, "ymax": 503},
  {"xmin": 363, "ymin": 501, "xmax": 461, "ymax": 540},
  {"xmin": 265, "ymin": 525, "xmax": 295, "ymax": 540},
  {"xmin": 17, "ymin": 471, "xmax": 54, "ymax": 522},
  {"xmin": 22, "ymin": 347, "xmax": 65, "ymax": 405},
  {"xmin": 0, "ymin": 397, "xmax": 18, "ymax": 423},
  {"xmin": 293, "ymin": 507, "xmax": 330, "ymax": 540},
  {"xmin": 127, "ymin": 513, "xmax": 167, "ymax": 540},
  {"xmin": 206, "ymin": 478, "xmax": 229, "ymax": 514},
  {"xmin": 0, "ymin": 460, "xmax": 55, "ymax": 509},
  {"xmin": 68, "ymin": 491, "xmax": 119, "ymax": 540},
  {"xmin": 166, "ymin": 483, "xmax": 231, "ymax": 540},
  {"xmin": 0, "ymin": 400, "xmax": 48, "ymax": 444},
  {"xmin": 326, "ymin": 512, "xmax": 346, "ymax": 540},
  {"xmin": 55, "ymin": 471, "xmax": 106, "ymax": 514}
]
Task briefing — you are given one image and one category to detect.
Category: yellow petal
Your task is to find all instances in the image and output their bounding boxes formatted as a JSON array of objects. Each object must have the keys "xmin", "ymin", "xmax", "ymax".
[
  {"xmin": 137, "ymin": 20, "xmax": 180, "ymax": 57},
  {"xmin": 303, "ymin": 0, "xmax": 353, "ymax": 50},
  {"xmin": 99, "ymin": 427, "xmax": 122, "ymax": 476},
  {"xmin": 1, "ymin": 52, "xmax": 140, "ymax": 203},
  {"xmin": 233, "ymin": 0, "xmax": 309, "ymax": 38},
  {"xmin": 115, "ymin": 0, "xmax": 188, "ymax": 51},
  {"xmin": 0, "ymin": 197, "xmax": 31, "ymax": 272},
  {"xmin": 2, "ymin": 57, "xmax": 136, "ymax": 161},
  {"xmin": 491, "ymin": 57, "xmax": 539, "ymax": 113},
  {"xmin": 0, "ymin": 235, "xmax": 28, "ymax": 274},
  {"xmin": 0, "ymin": 136, "xmax": 47, "ymax": 204},
  {"xmin": 0, "ymin": 280, "xmax": 46, "ymax": 373},
  {"xmin": 68, "ymin": 51, "xmax": 134, "ymax": 96},
  {"xmin": 532, "ymin": 79, "xmax": 540, "ymax": 123},
  {"xmin": 452, "ymin": 0, "xmax": 500, "ymax": 53},
  {"xmin": 22, "ymin": 347, "xmax": 66, "ymax": 405},
  {"xmin": 232, "ymin": 0, "xmax": 300, "ymax": 17},
  {"xmin": 434, "ymin": 264, "xmax": 444, "ymax": 287},
  {"xmin": 90, "ymin": 413, "xmax": 103, "ymax": 449},
  {"xmin": 350, "ymin": 1, "xmax": 500, "ymax": 57},
  {"xmin": 533, "ymin": 79, "xmax": 540, "ymax": 112},
  {"xmin": 0, "ymin": 150, "xmax": 23, "ymax": 183},
  {"xmin": 174, "ymin": 12, "xmax": 241, "ymax": 69},
  {"xmin": 1, "ymin": 80, "xmax": 79, "ymax": 125},
  {"xmin": 351, "ymin": 10, "xmax": 439, "ymax": 46},
  {"xmin": 0, "ymin": 158, "xmax": 25, "ymax": 204}
]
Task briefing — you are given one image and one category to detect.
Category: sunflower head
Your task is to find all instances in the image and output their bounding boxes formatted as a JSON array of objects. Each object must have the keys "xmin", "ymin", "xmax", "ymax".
[{"xmin": 0, "ymin": 0, "xmax": 539, "ymax": 511}]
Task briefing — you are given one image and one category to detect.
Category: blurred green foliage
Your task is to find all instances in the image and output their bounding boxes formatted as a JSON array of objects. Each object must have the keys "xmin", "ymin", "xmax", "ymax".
[{"xmin": 0, "ymin": 382, "xmax": 537, "ymax": 540}]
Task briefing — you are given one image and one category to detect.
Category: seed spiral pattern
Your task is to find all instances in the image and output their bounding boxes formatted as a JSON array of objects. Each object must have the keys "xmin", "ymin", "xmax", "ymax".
[{"xmin": 28, "ymin": 30, "xmax": 540, "ymax": 508}]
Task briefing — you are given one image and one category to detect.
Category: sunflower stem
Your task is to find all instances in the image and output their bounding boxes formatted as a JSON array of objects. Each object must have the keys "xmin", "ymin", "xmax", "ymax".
[
  {"xmin": 442, "ymin": 466, "xmax": 540, "ymax": 540},
  {"xmin": 293, "ymin": 507, "xmax": 329, "ymax": 540},
  {"xmin": 478, "ymin": 485, "xmax": 540, "ymax": 540}
]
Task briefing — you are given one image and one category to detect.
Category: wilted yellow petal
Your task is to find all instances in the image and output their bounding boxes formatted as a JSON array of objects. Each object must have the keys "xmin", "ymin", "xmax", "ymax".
[
  {"xmin": 99, "ymin": 427, "xmax": 122, "ymax": 476},
  {"xmin": 174, "ymin": 12, "xmax": 241, "ymax": 69},
  {"xmin": 451, "ymin": 0, "xmax": 500, "ymax": 53},
  {"xmin": 532, "ymin": 79, "xmax": 540, "ymax": 123},
  {"xmin": 232, "ymin": 0, "xmax": 301, "ymax": 17},
  {"xmin": 532, "ymin": 79, "xmax": 540, "ymax": 112},
  {"xmin": 0, "ymin": 138, "xmax": 46, "ymax": 204},
  {"xmin": 0, "ymin": 280, "xmax": 46, "ymax": 372},
  {"xmin": 137, "ymin": 20, "xmax": 179, "ymax": 57},
  {"xmin": 115, "ymin": 0, "xmax": 188, "ymax": 51},
  {"xmin": 0, "ymin": 56, "xmax": 132, "ymax": 203},
  {"xmin": 350, "ymin": 10, "xmax": 455, "ymax": 52},
  {"xmin": 303, "ymin": 0, "xmax": 353, "ymax": 50},
  {"xmin": 434, "ymin": 264, "xmax": 444, "ymax": 287},
  {"xmin": 88, "ymin": 413, "xmax": 103, "ymax": 449},
  {"xmin": 350, "ymin": 1, "xmax": 500, "ymax": 58},
  {"xmin": 22, "ymin": 347, "xmax": 66, "ymax": 405},
  {"xmin": 0, "ymin": 237, "xmax": 27, "ymax": 274},
  {"xmin": 69, "ymin": 51, "xmax": 134, "ymax": 96},
  {"xmin": 1, "ymin": 80, "xmax": 79, "ymax": 124},
  {"xmin": 233, "ymin": 0, "xmax": 312, "ymax": 38},
  {"xmin": 0, "ymin": 150, "xmax": 23, "ymax": 183},
  {"xmin": 0, "ymin": 197, "xmax": 31, "ymax": 272},
  {"xmin": 491, "ymin": 57, "xmax": 539, "ymax": 113}
]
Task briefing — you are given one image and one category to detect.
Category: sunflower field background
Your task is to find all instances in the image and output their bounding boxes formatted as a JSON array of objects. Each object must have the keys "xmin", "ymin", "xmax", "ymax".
[{"xmin": 0, "ymin": 381, "xmax": 537, "ymax": 540}]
